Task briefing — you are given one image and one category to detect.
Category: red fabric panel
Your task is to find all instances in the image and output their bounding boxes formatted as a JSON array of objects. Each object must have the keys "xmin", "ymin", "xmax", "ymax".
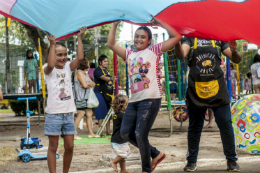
[{"xmin": 156, "ymin": 0, "xmax": 260, "ymax": 45}]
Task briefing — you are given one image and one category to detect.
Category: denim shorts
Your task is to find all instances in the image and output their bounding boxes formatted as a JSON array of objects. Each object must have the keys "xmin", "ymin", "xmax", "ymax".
[{"xmin": 44, "ymin": 112, "xmax": 77, "ymax": 136}]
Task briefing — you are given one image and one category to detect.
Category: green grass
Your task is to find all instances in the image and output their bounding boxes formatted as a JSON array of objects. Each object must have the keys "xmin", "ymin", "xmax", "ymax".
[
  {"xmin": 0, "ymin": 109, "xmax": 14, "ymax": 113},
  {"xmin": 60, "ymin": 135, "xmax": 112, "ymax": 145}
]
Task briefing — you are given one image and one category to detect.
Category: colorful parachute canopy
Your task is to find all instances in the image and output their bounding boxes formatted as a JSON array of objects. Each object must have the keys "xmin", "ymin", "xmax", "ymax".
[{"xmin": 0, "ymin": 0, "xmax": 259, "ymax": 45}]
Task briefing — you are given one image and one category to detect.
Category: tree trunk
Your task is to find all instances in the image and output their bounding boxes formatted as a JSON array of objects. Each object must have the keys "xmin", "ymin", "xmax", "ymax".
[{"xmin": 21, "ymin": 24, "xmax": 48, "ymax": 62}]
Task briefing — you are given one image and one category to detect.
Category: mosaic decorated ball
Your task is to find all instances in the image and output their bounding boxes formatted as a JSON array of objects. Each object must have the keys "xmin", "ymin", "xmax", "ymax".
[{"xmin": 232, "ymin": 94, "xmax": 260, "ymax": 154}]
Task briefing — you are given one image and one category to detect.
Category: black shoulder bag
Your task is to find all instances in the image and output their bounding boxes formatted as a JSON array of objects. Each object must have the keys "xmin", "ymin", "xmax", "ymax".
[{"xmin": 98, "ymin": 67, "xmax": 114, "ymax": 104}]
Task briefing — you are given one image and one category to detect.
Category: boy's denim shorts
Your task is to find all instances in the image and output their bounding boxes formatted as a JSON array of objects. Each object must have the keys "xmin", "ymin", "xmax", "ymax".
[{"xmin": 44, "ymin": 112, "xmax": 77, "ymax": 136}]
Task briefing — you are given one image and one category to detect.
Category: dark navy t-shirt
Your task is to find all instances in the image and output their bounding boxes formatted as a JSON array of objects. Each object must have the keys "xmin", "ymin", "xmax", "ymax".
[
  {"xmin": 94, "ymin": 66, "xmax": 109, "ymax": 93},
  {"xmin": 111, "ymin": 112, "xmax": 127, "ymax": 144}
]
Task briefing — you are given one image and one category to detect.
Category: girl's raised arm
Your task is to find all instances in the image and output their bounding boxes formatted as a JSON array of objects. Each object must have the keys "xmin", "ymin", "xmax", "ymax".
[
  {"xmin": 150, "ymin": 15, "xmax": 182, "ymax": 53},
  {"xmin": 44, "ymin": 34, "xmax": 56, "ymax": 75},
  {"xmin": 107, "ymin": 21, "xmax": 126, "ymax": 61},
  {"xmin": 70, "ymin": 26, "xmax": 87, "ymax": 71}
]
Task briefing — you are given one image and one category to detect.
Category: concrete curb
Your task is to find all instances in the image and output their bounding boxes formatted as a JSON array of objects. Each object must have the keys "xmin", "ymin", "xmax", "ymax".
[{"xmin": 70, "ymin": 156, "xmax": 260, "ymax": 173}]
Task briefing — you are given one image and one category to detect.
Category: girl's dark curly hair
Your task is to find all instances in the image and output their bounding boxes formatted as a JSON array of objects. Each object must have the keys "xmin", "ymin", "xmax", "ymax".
[
  {"xmin": 246, "ymin": 72, "xmax": 252, "ymax": 78},
  {"xmin": 253, "ymin": 54, "xmax": 260, "ymax": 63},
  {"xmin": 111, "ymin": 94, "xmax": 128, "ymax": 114}
]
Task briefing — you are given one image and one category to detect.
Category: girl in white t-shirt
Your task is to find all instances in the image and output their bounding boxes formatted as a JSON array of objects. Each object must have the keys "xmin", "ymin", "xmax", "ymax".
[
  {"xmin": 43, "ymin": 26, "xmax": 87, "ymax": 173},
  {"xmin": 107, "ymin": 15, "xmax": 181, "ymax": 173}
]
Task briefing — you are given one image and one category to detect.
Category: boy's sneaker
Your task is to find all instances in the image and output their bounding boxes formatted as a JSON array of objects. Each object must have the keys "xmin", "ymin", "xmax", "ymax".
[
  {"xmin": 227, "ymin": 160, "xmax": 240, "ymax": 172},
  {"xmin": 184, "ymin": 162, "xmax": 197, "ymax": 172}
]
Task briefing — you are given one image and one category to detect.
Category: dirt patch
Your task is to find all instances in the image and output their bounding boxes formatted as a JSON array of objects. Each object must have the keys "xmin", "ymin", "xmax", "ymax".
[
  {"xmin": 0, "ymin": 146, "xmax": 19, "ymax": 166},
  {"xmin": 0, "ymin": 113, "xmax": 255, "ymax": 173}
]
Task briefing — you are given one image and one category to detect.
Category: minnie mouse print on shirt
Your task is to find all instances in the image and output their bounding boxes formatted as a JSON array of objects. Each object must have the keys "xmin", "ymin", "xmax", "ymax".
[
  {"xmin": 130, "ymin": 57, "xmax": 151, "ymax": 93},
  {"xmin": 125, "ymin": 43, "xmax": 164, "ymax": 103}
]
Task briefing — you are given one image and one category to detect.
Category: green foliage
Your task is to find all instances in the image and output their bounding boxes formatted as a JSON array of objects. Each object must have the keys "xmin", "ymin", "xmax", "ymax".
[
  {"xmin": 9, "ymin": 100, "xmax": 42, "ymax": 116},
  {"xmin": 236, "ymin": 39, "xmax": 259, "ymax": 54},
  {"xmin": 83, "ymin": 23, "xmax": 123, "ymax": 62},
  {"xmin": 238, "ymin": 50, "xmax": 258, "ymax": 77},
  {"xmin": 0, "ymin": 16, "xmax": 32, "ymax": 45},
  {"xmin": 0, "ymin": 43, "xmax": 34, "ymax": 93},
  {"xmin": 236, "ymin": 39, "xmax": 247, "ymax": 53},
  {"xmin": 0, "ymin": 14, "xmax": 124, "ymax": 92},
  {"xmin": 0, "ymin": 15, "xmax": 123, "ymax": 60},
  {"xmin": 235, "ymin": 40, "xmax": 259, "ymax": 77}
]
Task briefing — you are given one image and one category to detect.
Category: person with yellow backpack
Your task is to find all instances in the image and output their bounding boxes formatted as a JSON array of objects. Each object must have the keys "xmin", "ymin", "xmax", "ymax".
[
  {"xmin": 94, "ymin": 54, "xmax": 117, "ymax": 136},
  {"xmin": 175, "ymin": 37, "xmax": 242, "ymax": 172}
]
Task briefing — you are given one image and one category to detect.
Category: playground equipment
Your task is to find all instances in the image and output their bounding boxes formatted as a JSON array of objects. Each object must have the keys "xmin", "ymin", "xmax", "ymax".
[
  {"xmin": 16, "ymin": 96, "xmax": 59, "ymax": 162},
  {"xmin": 0, "ymin": 37, "xmax": 46, "ymax": 123},
  {"xmin": 96, "ymin": 108, "xmax": 113, "ymax": 136},
  {"xmin": 149, "ymin": 33, "xmax": 189, "ymax": 137}
]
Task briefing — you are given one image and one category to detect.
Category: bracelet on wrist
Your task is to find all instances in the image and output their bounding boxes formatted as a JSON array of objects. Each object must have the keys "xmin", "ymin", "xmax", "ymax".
[{"xmin": 110, "ymin": 77, "xmax": 112, "ymax": 81}]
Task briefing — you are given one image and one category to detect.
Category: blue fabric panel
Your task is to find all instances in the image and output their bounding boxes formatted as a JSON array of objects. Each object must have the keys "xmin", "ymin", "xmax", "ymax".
[{"xmin": 10, "ymin": 0, "xmax": 199, "ymax": 38}]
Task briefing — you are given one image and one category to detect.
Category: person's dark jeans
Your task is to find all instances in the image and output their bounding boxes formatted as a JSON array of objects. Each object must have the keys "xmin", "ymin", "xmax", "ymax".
[
  {"xmin": 120, "ymin": 98, "xmax": 161, "ymax": 172},
  {"xmin": 187, "ymin": 104, "xmax": 237, "ymax": 162}
]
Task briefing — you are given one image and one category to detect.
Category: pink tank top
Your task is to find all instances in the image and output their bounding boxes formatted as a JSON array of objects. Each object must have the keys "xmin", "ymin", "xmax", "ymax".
[{"xmin": 88, "ymin": 68, "xmax": 95, "ymax": 78}]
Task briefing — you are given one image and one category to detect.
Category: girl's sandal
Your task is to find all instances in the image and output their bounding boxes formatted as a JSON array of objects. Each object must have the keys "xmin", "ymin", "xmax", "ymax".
[{"xmin": 151, "ymin": 154, "xmax": 166, "ymax": 172}]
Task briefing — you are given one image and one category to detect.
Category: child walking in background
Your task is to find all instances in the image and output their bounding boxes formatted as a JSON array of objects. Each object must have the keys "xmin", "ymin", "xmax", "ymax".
[
  {"xmin": 157, "ymin": 61, "xmax": 164, "ymax": 80},
  {"xmin": 244, "ymin": 72, "xmax": 252, "ymax": 94},
  {"xmin": 43, "ymin": 26, "xmax": 87, "ymax": 173},
  {"xmin": 24, "ymin": 50, "xmax": 38, "ymax": 93},
  {"xmin": 110, "ymin": 95, "xmax": 133, "ymax": 173}
]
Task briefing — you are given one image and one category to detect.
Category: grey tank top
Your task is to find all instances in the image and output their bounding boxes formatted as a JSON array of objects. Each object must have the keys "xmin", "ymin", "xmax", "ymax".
[{"xmin": 74, "ymin": 70, "xmax": 90, "ymax": 101}]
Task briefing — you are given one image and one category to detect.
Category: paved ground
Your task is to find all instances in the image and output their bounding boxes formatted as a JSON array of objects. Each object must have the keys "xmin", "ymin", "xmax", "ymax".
[
  {"xmin": 71, "ymin": 157, "xmax": 260, "ymax": 173},
  {"xmin": 154, "ymin": 162, "xmax": 260, "ymax": 173}
]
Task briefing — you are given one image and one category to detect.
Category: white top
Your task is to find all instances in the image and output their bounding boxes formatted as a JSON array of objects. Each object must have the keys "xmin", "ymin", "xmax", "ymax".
[
  {"xmin": 43, "ymin": 62, "xmax": 76, "ymax": 114},
  {"xmin": 251, "ymin": 62, "xmax": 260, "ymax": 85},
  {"xmin": 231, "ymin": 69, "xmax": 237, "ymax": 85},
  {"xmin": 125, "ymin": 43, "xmax": 163, "ymax": 103}
]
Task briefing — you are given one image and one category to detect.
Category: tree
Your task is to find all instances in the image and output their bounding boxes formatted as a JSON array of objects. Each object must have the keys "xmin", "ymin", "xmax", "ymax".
[
  {"xmin": 0, "ymin": 16, "xmax": 48, "ymax": 61},
  {"xmin": 0, "ymin": 16, "xmax": 31, "ymax": 45},
  {"xmin": 82, "ymin": 23, "xmax": 123, "ymax": 62},
  {"xmin": 0, "ymin": 15, "xmax": 125, "ymax": 88},
  {"xmin": 0, "ymin": 15, "xmax": 123, "ymax": 63}
]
